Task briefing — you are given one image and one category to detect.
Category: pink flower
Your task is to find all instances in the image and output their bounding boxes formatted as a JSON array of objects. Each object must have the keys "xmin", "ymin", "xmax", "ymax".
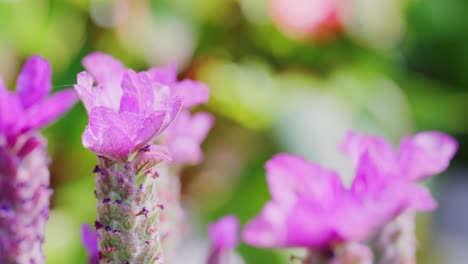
[
  {"xmin": 243, "ymin": 131, "xmax": 457, "ymax": 250},
  {"xmin": 74, "ymin": 52, "xmax": 182, "ymax": 161},
  {"xmin": 164, "ymin": 110, "xmax": 214, "ymax": 164},
  {"xmin": 243, "ymin": 154, "xmax": 371, "ymax": 248},
  {"xmin": 81, "ymin": 224, "xmax": 98, "ymax": 264},
  {"xmin": 148, "ymin": 63, "xmax": 213, "ymax": 165},
  {"xmin": 0, "ymin": 56, "xmax": 77, "ymax": 147},
  {"xmin": 207, "ymin": 215, "xmax": 239, "ymax": 264}
]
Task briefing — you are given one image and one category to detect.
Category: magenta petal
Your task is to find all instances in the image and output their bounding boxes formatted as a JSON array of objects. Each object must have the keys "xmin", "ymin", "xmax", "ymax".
[
  {"xmin": 18, "ymin": 89, "xmax": 77, "ymax": 132},
  {"xmin": 135, "ymin": 110, "xmax": 167, "ymax": 145},
  {"xmin": 208, "ymin": 215, "xmax": 239, "ymax": 250},
  {"xmin": 242, "ymin": 201, "xmax": 288, "ymax": 247},
  {"xmin": 83, "ymin": 125, "xmax": 132, "ymax": 161},
  {"xmin": 403, "ymin": 184, "xmax": 437, "ymax": 212},
  {"xmin": 0, "ymin": 84, "xmax": 23, "ymax": 133},
  {"xmin": 148, "ymin": 63, "xmax": 178, "ymax": 85},
  {"xmin": 265, "ymin": 154, "xmax": 344, "ymax": 207},
  {"xmin": 398, "ymin": 131, "xmax": 458, "ymax": 181},
  {"xmin": 82, "ymin": 52, "xmax": 125, "ymax": 85},
  {"xmin": 120, "ymin": 70, "xmax": 155, "ymax": 113},
  {"xmin": 340, "ymin": 131, "xmax": 397, "ymax": 172},
  {"xmin": 190, "ymin": 112, "xmax": 214, "ymax": 142},
  {"xmin": 16, "ymin": 55, "xmax": 52, "ymax": 109},
  {"xmin": 81, "ymin": 224, "xmax": 98, "ymax": 259},
  {"xmin": 284, "ymin": 201, "xmax": 335, "ymax": 247},
  {"xmin": 159, "ymin": 96, "xmax": 183, "ymax": 133},
  {"xmin": 172, "ymin": 80, "xmax": 210, "ymax": 109}
]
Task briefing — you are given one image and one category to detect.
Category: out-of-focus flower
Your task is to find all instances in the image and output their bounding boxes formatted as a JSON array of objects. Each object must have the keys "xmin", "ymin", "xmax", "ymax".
[
  {"xmin": 270, "ymin": 0, "xmax": 341, "ymax": 40},
  {"xmin": 74, "ymin": 52, "xmax": 182, "ymax": 161},
  {"xmin": 243, "ymin": 131, "xmax": 457, "ymax": 262},
  {"xmin": 164, "ymin": 110, "xmax": 214, "ymax": 165},
  {"xmin": 243, "ymin": 154, "xmax": 372, "ymax": 249},
  {"xmin": 207, "ymin": 215, "xmax": 240, "ymax": 264},
  {"xmin": 81, "ymin": 224, "xmax": 98, "ymax": 264},
  {"xmin": 0, "ymin": 56, "xmax": 77, "ymax": 263},
  {"xmin": 0, "ymin": 56, "xmax": 77, "ymax": 146}
]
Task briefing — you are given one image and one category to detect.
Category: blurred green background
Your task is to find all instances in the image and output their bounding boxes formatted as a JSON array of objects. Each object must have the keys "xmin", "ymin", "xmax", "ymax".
[{"xmin": 1, "ymin": 0, "xmax": 467, "ymax": 263}]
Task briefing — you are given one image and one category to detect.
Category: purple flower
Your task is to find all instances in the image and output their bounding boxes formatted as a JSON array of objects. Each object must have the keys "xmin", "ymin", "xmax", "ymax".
[
  {"xmin": 0, "ymin": 55, "xmax": 77, "ymax": 146},
  {"xmin": 243, "ymin": 154, "xmax": 371, "ymax": 248},
  {"xmin": 148, "ymin": 63, "xmax": 213, "ymax": 165},
  {"xmin": 243, "ymin": 131, "xmax": 457, "ymax": 251},
  {"xmin": 74, "ymin": 52, "xmax": 183, "ymax": 161},
  {"xmin": 148, "ymin": 63, "xmax": 210, "ymax": 109},
  {"xmin": 0, "ymin": 56, "xmax": 76, "ymax": 263},
  {"xmin": 164, "ymin": 110, "xmax": 214, "ymax": 164},
  {"xmin": 81, "ymin": 224, "xmax": 99, "ymax": 264},
  {"xmin": 207, "ymin": 215, "xmax": 239, "ymax": 264}
]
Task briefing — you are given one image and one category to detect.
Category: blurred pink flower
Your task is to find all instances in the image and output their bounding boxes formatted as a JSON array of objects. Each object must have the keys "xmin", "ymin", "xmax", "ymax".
[
  {"xmin": 0, "ymin": 56, "xmax": 77, "ymax": 147},
  {"xmin": 81, "ymin": 224, "xmax": 98, "ymax": 264},
  {"xmin": 164, "ymin": 110, "xmax": 214, "ymax": 165},
  {"xmin": 243, "ymin": 131, "xmax": 457, "ymax": 251},
  {"xmin": 270, "ymin": 0, "xmax": 341, "ymax": 40},
  {"xmin": 207, "ymin": 215, "xmax": 239, "ymax": 264}
]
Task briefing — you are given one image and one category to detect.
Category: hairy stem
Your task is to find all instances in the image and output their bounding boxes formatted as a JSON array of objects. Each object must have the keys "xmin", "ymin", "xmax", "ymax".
[{"xmin": 94, "ymin": 157, "xmax": 163, "ymax": 263}]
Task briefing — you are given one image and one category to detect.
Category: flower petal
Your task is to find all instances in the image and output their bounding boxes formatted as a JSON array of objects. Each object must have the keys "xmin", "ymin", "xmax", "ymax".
[
  {"xmin": 398, "ymin": 131, "xmax": 458, "ymax": 181},
  {"xmin": 17, "ymin": 89, "xmax": 77, "ymax": 132},
  {"xmin": 16, "ymin": 55, "xmax": 51, "ymax": 109},
  {"xmin": 208, "ymin": 215, "xmax": 239, "ymax": 250},
  {"xmin": 148, "ymin": 62, "xmax": 178, "ymax": 85},
  {"xmin": 81, "ymin": 224, "xmax": 98, "ymax": 257},
  {"xmin": 242, "ymin": 201, "xmax": 288, "ymax": 247},
  {"xmin": 172, "ymin": 80, "xmax": 210, "ymax": 109},
  {"xmin": 265, "ymin": 154, "xmax": 344, "ymax": 207}
]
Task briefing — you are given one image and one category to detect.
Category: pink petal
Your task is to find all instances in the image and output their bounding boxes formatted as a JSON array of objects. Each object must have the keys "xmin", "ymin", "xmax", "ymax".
[
  {"xmin": 172, "ymin": 80, "xmax": 210, "ymax": 109},
  {"xmin": 398, "ymin": 131, "xmax": 458, "ymax": 181},
  {"xmin": 0, "ymin": 83, "xmax": 23, "ymax": 133},
  {"xmin": 265, "ymin": 154, "xmax": 344, "ymax": 207},
  {"xmin": 82, "ymin": 52, "xmax": 125, "ymax": 85},
  {"xmin": 190, "ymin": 112, "xmax": 214, "ymax": 142},
  {"xmin": 83, "ymin": 125, "xmax": 132, "ymax": 161},
  {"xmin": 17, "ymin": 89, "xmax": 77, "ymax": 132},
  {"xmin": 242, "ymin": 201, "xmax": 288, "ymax": 247},
  {"xmin": 120, "ymin": 70, "xmax": 155, "ymax": 114},
  {"xmin": 16, "ymin": 55, "xmax": 51, "ymax": 109},
  {"xmin": 148, "ymin": 62, "xmax": 178, "ymax": 85},
  {"xmin": 208, "ymin": 215, "xmax": 239, "ymax": 250}
]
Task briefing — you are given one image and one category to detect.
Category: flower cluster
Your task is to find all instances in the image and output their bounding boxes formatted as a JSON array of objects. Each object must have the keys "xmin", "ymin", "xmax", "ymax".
[
  {"xmin": 0, "ymin": 56, "xmax": 77, "ymax": 263},
  {"xmin": 243, "ymin": 131, "xmax": 457, "ymax": 262}
]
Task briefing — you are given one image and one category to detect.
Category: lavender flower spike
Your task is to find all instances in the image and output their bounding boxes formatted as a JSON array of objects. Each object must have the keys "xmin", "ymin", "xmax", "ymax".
[
  {"xmin": 74, "ymin": 52, "xmax": 182, "ymax": 263},
  {"xmin": 0, "ymin": 56, "xmax": 77, "ymax": 263},
  {"xmin": 207, "ymin": 215, "xmax": 239, "ymax": 264}
]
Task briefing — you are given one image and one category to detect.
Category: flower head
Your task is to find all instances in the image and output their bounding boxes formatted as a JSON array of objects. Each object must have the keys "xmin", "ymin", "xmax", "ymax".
[
  {"xmin": 74, "ymin": 52, "xmax": 183, "ymax": 161},
  {"xmin": 0, "ymin": 56, "xmax": 77, "ymax": 147},
  {"xmin": 243, "ymin": 131, "xmax": 457, "ymax": 250},
  {"xmin": 243, "ymin": 154, "xmax": 371, "ymax": 248}
]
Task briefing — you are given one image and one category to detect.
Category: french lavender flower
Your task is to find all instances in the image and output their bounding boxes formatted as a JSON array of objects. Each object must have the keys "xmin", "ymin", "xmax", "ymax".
[
  {"xmin": 340, "ymin": 131, "xmax": 458, "ymax": 264},
  {"xmin": 74, "ymin": 52, "xmax": 182, "ymax": 263},
  {"xmin": 148, "ymin": 63, "xmax": 213, "ymax": 263},
  {"xmin": 0, "ymin": 56, "xmax": 77, "ymax": 263},
  {"xmin": 242, "ymin": 131, "xmax": 457, "ymax": 263},
  {"xmin": 207, "ymin": 215, "xmax": 239, "ymax": 264}
]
